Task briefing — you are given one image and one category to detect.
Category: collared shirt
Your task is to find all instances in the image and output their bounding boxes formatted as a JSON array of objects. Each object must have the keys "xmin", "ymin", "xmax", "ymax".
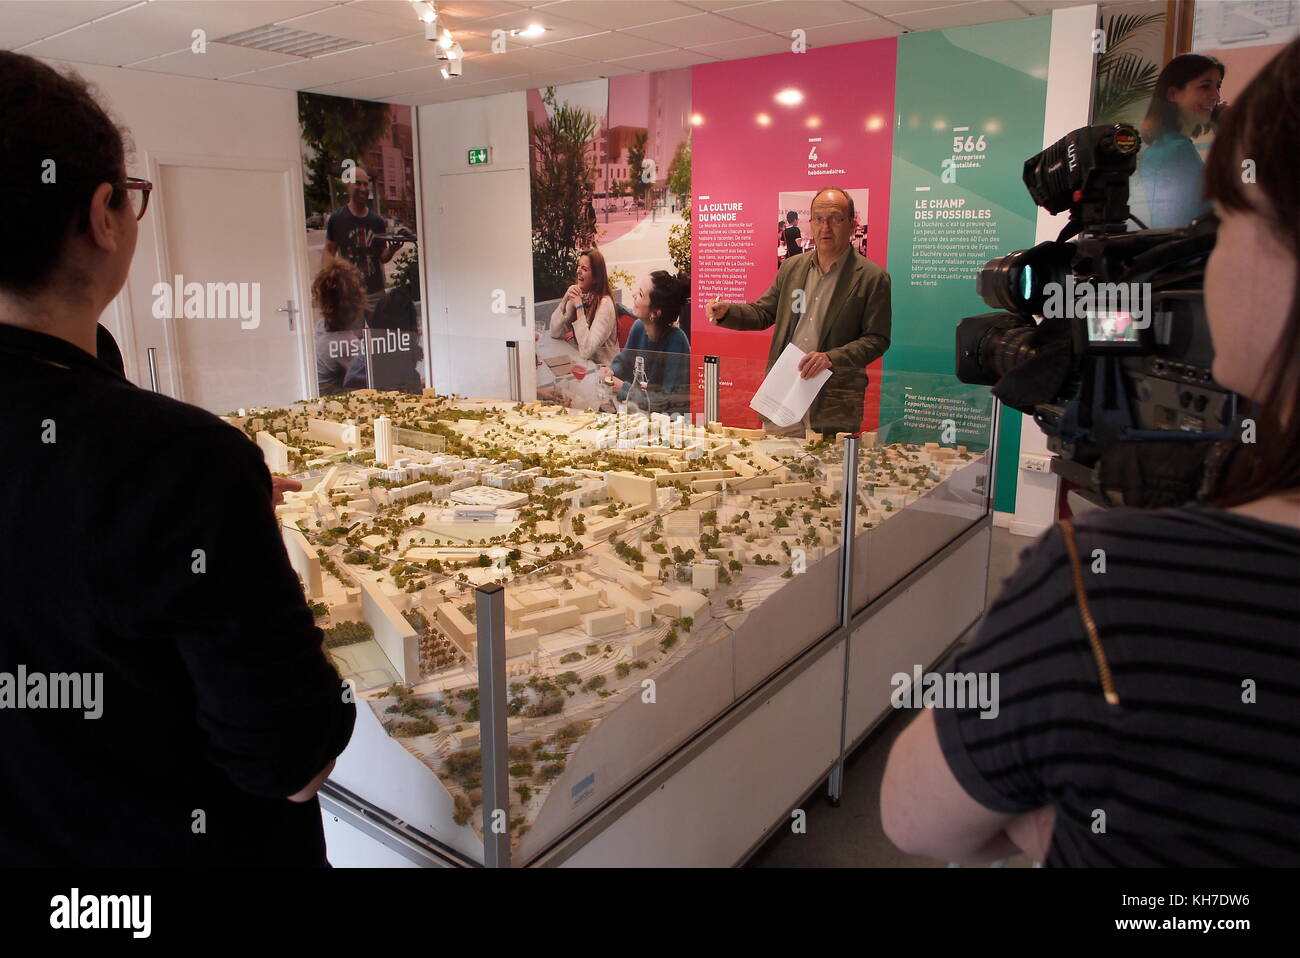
[
  {"xmin": 789, "ymin": 244, "xmax": 851, "ymax": 355},
  {"xmin": 0, "ymin": 323, "xmax": 355, "ymax": 865}
]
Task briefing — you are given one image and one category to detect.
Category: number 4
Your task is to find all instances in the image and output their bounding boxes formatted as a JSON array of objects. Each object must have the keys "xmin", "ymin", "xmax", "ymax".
[{"xmin": 808, "ymin": 146, "xmax": 818, "ymax": 161}]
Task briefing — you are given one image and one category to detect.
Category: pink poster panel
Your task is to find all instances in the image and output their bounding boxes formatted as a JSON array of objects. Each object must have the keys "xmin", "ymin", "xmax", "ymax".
[{"xmin": 691, "ymin": 39, "xmax": 898, "ymax": 429}]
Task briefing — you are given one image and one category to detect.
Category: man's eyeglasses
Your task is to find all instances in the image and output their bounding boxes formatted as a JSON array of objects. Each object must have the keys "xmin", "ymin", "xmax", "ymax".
[
  {"xmin": 810, "ymin": 214, "xmax": 848, "ymax": 227},
  {"xmin": 113, "ymin": 177, "xmax": 152, "ymax": 220}
]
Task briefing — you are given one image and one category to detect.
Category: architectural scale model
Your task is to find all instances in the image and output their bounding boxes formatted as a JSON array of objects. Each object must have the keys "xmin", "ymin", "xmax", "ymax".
[{"xmin": 225, "ymin": 390, "xmax": 985, "ymax": 854}]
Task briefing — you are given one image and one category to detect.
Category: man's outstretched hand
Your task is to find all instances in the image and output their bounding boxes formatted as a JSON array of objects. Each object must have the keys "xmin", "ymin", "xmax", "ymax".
[{"xmin": 271, "ymin": 477, "xmax": 302, "ymax": 505}]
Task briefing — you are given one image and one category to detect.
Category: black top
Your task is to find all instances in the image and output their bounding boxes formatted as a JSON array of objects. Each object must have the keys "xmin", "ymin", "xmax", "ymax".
[
  {"xmin": 0, "ymin": 323, "xmax": 355, "ymax": 866},
  {"xmin": 936, "ymin": 505, "xmax": 1300, "ymax": 866},
  {"xmin": 782, "ymin": 224, "xmax": 802, "ymax": 259},
  {"xmin": 326, "ymin": 205, "xmax": 388, "ymax": 294}
]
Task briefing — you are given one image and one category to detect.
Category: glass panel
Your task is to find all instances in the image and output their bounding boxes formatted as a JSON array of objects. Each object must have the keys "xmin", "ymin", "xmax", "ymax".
[
  {"xmin": 850, "ymin": 371, "xmax": 995, "ymax": 610},
  {"xmin": 236, "ymin": 346, "xmax": 992, "ymax": 865}
]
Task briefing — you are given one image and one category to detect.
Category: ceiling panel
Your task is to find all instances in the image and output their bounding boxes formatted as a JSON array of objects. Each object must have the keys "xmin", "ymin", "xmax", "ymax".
[
  {"xmin": 802, "ymin": 16, "xmax": 901, "ymax": 45},
  {"xmin": 456, "ymin": 49, "xmax": 546, "ymax": 78},
  {"xmin": 132, "ymin": 42, "xmax": 303, "ymax": 78},
  {"xmin": 1014, "ymin": 0, "xmax": 1094, "ymax": 13},
  {"xmin": 676, "ymin": 1, "xmax": 772, "ymax": 11},
  {"xmin": 0, "ymin": 1, "xmax": 136, "ymax": 49},
  {"xmin": 276, "ymin": 5, "xmax": 423, "ymax": 42},
  {"xmin": 527, "ymin": 60, "xmax": 645, "ymax": 86},
  {"xmin": 465, "ymin": 8, "xmax": 610, "ymax": 45},
  {"xmin": 18, "ymin": 1, "xmax": 334, "ymax": 65},
  {"xmin": 622, "ymin": 12, "xmax": 769, "ymax": 45},
  {"xmin": 305, "ymin": 65, "xmax": 446, "ymax": 99},
  {"xmin": 226, "ymin": 37, "xmax": 443, "ymax": 89},
  {"xmin": 720, "ymin": 1, "xmax": 878, "ymax": 30},
  {"xmin": 685, "ymin": 33, "xmax": 793, "ymax": 58},
  {"xmin": 535, "ymin": 30, "xmax": 677, "ymax": 60},
  {"xmin": 851, "ymin": 1, "xmax": 976, "ymax": 14},
  {"xmin": 481, "ymin": 43, "xmax": 593, "ymax": 71},
  {"xmin": 529, "ymin": 1, "xmax": 704, "ymax": 29},
  {"xmin": 606, "ymin": 47, "xmax": 721, "ymax": 70},
  {"xmin": 890, "ymin": 0, "xmax": 1027, "ymax": 30}
]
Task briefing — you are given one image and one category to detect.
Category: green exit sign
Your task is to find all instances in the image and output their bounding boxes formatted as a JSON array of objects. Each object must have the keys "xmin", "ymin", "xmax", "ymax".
[{"xmin": 468, "ymin": 148, "xmax": 489, "ymax": 165}]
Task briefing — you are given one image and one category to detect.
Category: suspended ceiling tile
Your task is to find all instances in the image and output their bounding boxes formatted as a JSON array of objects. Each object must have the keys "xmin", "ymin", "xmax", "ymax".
[
  {"xmin": 889, "ymin": 1, "xmax": 1028, "ymax": 30},
  {"xmin": 534, "ymin": 30, "xmax": 678, "ymax": 59},
  {"xmin": 801, "ymin": 15, "xmax": 902, "ymax": 45},
  {"xmin": 606, "ymin": 47, "xmax": 722, "ymax": 70},
  {"xmin": 18, "ymin": 1, "xmax": 333, "ymax": 66},
  {"xmin": 720, "ymin": 1, "xmax": 878, "ymax": 31},
  {"xmin": 276, "ymin": 5, "xmax": 423, "ymax": 43},
  {"xmin": 685, "ymin": 32, "xmax": 794, "ymax": 58},
  {"xmin": 0, "ymin": 1, "xmax": 136, "ymax": 48},
  {"xmin": 131, "ymin": 42, "xmax": 303, "ymax": 78},
  {"xmin": 529, "ymin": 1, "xmax": 704, "ymax": 30},
  {"xmin": 622, "ymin": 12, "xmax": 769, "ymax": 45}
]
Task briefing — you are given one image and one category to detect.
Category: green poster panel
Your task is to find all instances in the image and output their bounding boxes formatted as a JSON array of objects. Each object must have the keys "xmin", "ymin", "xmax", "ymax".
[{"xmin": 884, "ymin": 17, "xmax": 1051, "ymax": 513}]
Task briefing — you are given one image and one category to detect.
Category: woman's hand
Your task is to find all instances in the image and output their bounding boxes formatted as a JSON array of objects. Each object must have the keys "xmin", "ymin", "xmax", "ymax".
[{"xmin": 563, "ymin": 285, "xmax": 582, "ymax": 307}]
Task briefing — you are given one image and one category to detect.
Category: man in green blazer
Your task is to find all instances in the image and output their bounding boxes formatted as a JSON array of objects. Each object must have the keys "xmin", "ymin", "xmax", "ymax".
[{"xmin": 706, "ymin": 187, "xmax": 892, "ymax": 436}]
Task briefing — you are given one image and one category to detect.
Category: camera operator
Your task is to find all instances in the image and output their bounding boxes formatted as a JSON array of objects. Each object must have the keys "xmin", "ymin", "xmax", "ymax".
[{"xmin": 881, "ymin": 38, "xmax": 1299, "ymax": 867}]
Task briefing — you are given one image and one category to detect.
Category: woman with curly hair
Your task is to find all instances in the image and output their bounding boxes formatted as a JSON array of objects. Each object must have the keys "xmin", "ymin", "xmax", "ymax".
[{"xmin": 312, "ymin": 257, "xmax": 367, "ymax": 395}]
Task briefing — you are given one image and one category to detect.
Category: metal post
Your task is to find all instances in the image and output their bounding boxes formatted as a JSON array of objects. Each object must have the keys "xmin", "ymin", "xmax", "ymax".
[
  {"xmin": 505, "ymin": 340, "xmax": 521, "ymax": 402},
  {"xmin": 146, "ymin": 347, "xmax": 159, "ymax": 392},
  {"xmin": 475, "ymin": 583, "xmax": 510, "ymax": 868},
  {"xmin": 828, "ymin": 434, "xmax": 859, "ymax": 804},
  {"xmin": 981, "ymin": 397, "xmax": 1003, "ymax": 611},
  {"xmin": 703, "ymin": 355, "xmax": 720, "ymax": 426},
  {"xmin": 362, "ymin": 328, "xmax": 375, "ymax": 390}
]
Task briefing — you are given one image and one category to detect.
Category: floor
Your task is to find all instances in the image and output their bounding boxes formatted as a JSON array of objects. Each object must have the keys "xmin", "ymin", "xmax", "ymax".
[{"xmin": 746, "ymin": 525, "xmax": 1038, "ymax": 868}]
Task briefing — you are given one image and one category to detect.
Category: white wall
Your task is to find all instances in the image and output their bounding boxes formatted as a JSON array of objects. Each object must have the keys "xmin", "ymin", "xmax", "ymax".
[
  {"xmin": 417, "ymin": 91, "xmax": 535, "ymax": 399},
  {"xmin": 1002, "ymin": 3, "xmax": 1099, "ymax": 538},
  {"xmin": 41, "ymin": 59, "xmax": 308, "ymax": 394}
]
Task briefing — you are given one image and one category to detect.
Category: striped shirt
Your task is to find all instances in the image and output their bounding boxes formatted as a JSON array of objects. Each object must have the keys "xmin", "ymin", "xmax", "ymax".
[{"xmin": 935, "ymin": 504, "xmax": 1300, "ymax": 866}]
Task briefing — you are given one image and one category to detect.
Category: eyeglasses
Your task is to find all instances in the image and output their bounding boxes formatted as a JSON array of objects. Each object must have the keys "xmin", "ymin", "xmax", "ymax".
[
  {"xmin": 113, "ymin": 177, "xmax": 152, "ymax": 220},
  {"xmin": 810, "ymin": 214, "xmax": 848, "ymax": 227}
]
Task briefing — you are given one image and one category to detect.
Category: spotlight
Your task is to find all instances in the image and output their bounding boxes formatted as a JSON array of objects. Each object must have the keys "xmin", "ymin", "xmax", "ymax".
[{"xmin": 440, "ymin": 42, "xmax": 464, "ymax": 78}]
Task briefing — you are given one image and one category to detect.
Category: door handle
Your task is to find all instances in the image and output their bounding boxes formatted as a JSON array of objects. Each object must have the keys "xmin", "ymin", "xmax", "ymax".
[
  {"xmin": 505, "ymin": 296, "xmax": 526, "ymax": 327},
  {"xmin": 276, "ymin": 300, "xmax": 299, "ymax": 331}
]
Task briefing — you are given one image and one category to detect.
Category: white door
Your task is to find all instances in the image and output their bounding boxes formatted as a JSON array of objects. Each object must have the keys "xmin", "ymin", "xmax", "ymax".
[
  {"xmin": 158, "ymin": 164, "xmax": 307, "ymax": 414},
  {"xmin": 433, "ymin": 168, "xmax": 533, "ymax": 399}
]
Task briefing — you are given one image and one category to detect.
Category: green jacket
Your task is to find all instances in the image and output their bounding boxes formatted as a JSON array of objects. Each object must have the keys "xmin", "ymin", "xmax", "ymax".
[{"xmin": 717, "ymin": 249, "xmax": 892, "ymax": 434}]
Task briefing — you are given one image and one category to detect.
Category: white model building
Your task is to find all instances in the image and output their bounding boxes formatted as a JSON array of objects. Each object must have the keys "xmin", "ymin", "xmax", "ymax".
[
  {"xmin": 374, "ymin": 415, "xmax": 394, "ymax": 466},
  {"xmin": 449, "ymin": 485, "xmax": 530, "ymax": 509},
  {"xmin": 256, "ymin": 430, "xmax": 290, "ymax": 473}
]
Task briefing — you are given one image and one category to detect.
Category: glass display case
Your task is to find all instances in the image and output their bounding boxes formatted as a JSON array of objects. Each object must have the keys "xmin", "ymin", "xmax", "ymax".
[{"xmin": 220, "ymin": 342, "xmax": 995, "ymax": 866}]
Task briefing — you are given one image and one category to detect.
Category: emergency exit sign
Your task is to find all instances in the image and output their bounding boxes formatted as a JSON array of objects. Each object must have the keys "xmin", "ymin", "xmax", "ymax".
[{"xmin": 468, "ymin": 148, "xmax": 489, "ymax": 165}]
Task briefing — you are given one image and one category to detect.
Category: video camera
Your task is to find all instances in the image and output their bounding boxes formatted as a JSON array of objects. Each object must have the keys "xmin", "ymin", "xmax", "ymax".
[{"xmin": 955, "ymin": 123, "xmax": 1238, "ymax": 508}]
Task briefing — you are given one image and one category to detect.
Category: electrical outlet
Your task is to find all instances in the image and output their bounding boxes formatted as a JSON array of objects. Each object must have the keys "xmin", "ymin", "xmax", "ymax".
[{"xmin": 1019, "ymin": 453, "xmax": 1053, "ymax": 474}]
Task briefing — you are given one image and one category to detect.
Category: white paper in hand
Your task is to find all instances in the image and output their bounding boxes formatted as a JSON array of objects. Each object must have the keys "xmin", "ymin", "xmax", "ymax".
[{"xmin": 749, "ymin": 343, "xmax": 832, "ymax": 427}]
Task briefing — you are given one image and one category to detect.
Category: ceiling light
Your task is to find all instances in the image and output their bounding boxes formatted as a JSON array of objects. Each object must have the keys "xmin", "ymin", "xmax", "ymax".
[
  {"xmin": 511, "ymin": 24, "xmax": 547, "ymax": 38},
  {"xmin": 411, "ymin": 2, "xmax": 435, "ymax": 23},
  {"xmin": 689, "ymin": 113, "xmax": 704, "ymax": 126},
  {"xmin": 756, "ymin": 113, "xmax": 771, "ymax": 127},
  {"xmin": 774, "ymin": 88, "xmax": 803, "ymax": 106}
]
